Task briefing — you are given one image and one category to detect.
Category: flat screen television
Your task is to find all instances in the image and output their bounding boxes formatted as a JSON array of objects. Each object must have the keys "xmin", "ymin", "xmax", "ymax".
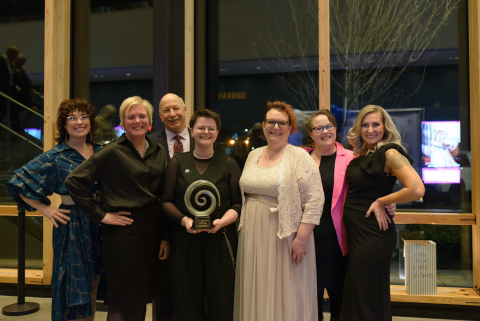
[{"xmin": 421, "ymin": 121, "xmax": 460, "ymax": 184}]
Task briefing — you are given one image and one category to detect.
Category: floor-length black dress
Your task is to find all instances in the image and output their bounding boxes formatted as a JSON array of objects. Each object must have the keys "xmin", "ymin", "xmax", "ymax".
[{"xmin": 340, "ymin": 144, "xmax": 412, "ymax": 321}]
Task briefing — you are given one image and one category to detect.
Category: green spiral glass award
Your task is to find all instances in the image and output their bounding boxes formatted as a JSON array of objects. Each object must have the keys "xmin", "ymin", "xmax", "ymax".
[{"xmin": 184, "ymin": 180, "xmax": 221, "ymax": 229}]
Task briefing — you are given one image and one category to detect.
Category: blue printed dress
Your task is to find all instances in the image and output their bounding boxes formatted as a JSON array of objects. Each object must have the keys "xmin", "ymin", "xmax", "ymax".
[{"xmin": 6, "ymin": 142, "xmax": 104, "ymax": 321}]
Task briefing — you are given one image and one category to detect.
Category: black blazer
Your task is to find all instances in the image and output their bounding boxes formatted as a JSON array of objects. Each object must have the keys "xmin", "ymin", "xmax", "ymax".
[{"xmin": 147, "ymin": 127, "xmax": 195, "ymax": 162}]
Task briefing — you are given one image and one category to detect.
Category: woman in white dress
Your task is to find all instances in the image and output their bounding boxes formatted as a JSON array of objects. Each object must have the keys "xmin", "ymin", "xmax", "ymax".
[{"xmin": 234, "ymin": 101, "xmax": 324, "ymax": 321}]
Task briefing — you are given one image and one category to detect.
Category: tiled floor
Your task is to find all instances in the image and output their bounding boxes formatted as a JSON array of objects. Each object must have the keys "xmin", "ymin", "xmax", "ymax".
[{"xmin": 0, "ymin": 296, "xmax": 470, "ymax": 321}]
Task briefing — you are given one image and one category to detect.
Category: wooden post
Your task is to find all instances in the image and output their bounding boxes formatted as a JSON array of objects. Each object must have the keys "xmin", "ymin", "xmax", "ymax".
[
  {"xmin": 43, "ymin": 0, "xmax": 71, "ymax": 285},
  {"xmin": 318, "ymin": 0, "xmax": 330, "ymax": 110},
  {"xmin": 185, "ymin": 0, "xmax": 195, "ymax": 121},
  {"xmin": 468, "ymin": 0, "xmax": 480, "ymax": 295}
]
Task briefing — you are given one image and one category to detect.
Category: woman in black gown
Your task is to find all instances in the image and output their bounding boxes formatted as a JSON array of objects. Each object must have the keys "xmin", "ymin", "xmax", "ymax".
[
  {"xmin": 305, "ymin": 110, "xmax": 395, "ymax": 320},
  {"xmin": 66, "ymin": 96, "xmax": 170, "ymax": 321},
  {"xmin": 162, "ymin": 109, "xmax": 241, "ymax": 321},
  {"xmin": 340, "ymin": 105, "xmax": 424, "ymax": 321}
]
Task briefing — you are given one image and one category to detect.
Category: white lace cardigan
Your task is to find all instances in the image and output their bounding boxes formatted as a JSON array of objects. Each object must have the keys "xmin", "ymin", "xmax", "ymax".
[{"xmin": 238, "ymin": 144, "xmax": 324, "ymax": 239}]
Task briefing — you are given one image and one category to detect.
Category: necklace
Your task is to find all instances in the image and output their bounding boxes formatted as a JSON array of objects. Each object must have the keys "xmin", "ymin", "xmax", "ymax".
[
  {"xmin": 135, "ymin": 139, "xmax": 149, "ymax": 158},
  {"xmin": 194, "ymin": 150, "xmax": 214, "ymax": 158},
  {"xmin": 266, "ymin": 147, "xmax": 284, "ymax": 161}
]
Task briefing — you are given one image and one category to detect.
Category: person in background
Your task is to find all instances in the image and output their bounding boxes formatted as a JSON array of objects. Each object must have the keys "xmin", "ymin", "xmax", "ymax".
[
  {"xmin": 13, "ymin": 54, "xmax": 41, "ymax": 128},
  {"xmin": 340, "ymin": 105, "xmax": 424, "ymax": 321},
  {"xmin": 0, "ymin": 46, "xmax": 20, "ymax": 130},
  {"xmin": 7, "ymin": 98, "xmax": 103, "ymax": 321},
  {"xmin": 234, "ymin": 101, "xmax": 324, "ymax": 321},
  {"xmin": 304, "ymin": 109, "xmax": 396, "ymax": 321},
  {"xmin": 148, "ymin": 93, "xmax": 195, "ymax": 321},
  {"xmin": 148, "ymin": 93, "xmax": 195, "ymax": 161},
  {"xmin": 94, "ymin": 104, "xmax": 117, "ymax": 144},
  {"xmin": 66, "ymin": 96, "xmax": 170, "ymax": 321}
]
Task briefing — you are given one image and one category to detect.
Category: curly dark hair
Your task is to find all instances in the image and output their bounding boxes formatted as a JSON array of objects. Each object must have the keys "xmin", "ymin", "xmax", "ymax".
[
  {"xmin": 265, "ymin": 101, "xmax": 297, "ymax": 134},
  {"xmin": 55, "ymin": 98, "xmax": 98, "ymax": 143},
  {"xmin": 189, "ymin": 109, "xmax": 221, "ymax": 130}
]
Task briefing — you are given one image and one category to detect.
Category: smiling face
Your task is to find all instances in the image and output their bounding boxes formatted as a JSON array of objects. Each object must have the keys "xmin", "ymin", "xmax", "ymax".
[
  {"xmin": 124, "ymin": 104, "xmax": 149, "ymax": 139},
  {"xmin": 262, "ymin": 109, "xmax": 292, "ymax": 146},
  {"xmin": 64, "ymin": 109, "xmax": 91, "ymax": 140},
  {"xmin": 191, "ymin": 117, "xmax": 219, "ymax": 148},
  {"xmin": 309, "ymin": 115, "xmax": 336, "ymax": 150},
  {"xmin": 159, "ymin": 94, "xmax": 187, "ymax": 134},
  {"xmin": 361, "ymin": 112, "xmax": 385, "ymax": 149}
]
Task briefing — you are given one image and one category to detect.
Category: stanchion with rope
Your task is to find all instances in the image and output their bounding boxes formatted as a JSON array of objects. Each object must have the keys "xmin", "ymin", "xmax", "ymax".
[{"xmin": 2, "ymin": 209, "xmax": 40, "ymax": 316}]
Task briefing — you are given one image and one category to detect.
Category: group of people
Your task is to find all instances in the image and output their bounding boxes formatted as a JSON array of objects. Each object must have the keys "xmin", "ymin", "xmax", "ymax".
[
  {"xmin": 7, "ymin": 93, "xmax": 425, "ymax": 321},
  {"xmin": 0, "ymin": 46, "xmax": 40, "ymax": 133}
]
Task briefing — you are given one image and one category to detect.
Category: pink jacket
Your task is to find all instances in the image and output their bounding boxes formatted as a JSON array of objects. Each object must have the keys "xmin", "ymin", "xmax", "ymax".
[{"xmin": 305, "ymin": 142, "xmax": 354, "ymax": 256}]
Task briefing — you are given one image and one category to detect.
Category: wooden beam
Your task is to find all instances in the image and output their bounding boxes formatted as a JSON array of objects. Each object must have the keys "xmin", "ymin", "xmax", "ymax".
[
  {"xmin": 0, "ymin": 206, "xmax": 41, "ymax": 216},
  {"xmin": 0, "ymin": 269, "xmax": 43, "ymax": 285},
  {"xmin": 318, "ymin": 0, "xmax": 330, "ymax": 110},
  {"xmin": 468, "ymin": 0, "xmax": 480, "ymax": 295},
  {"xmin": 390, "ymin": 285, "xmax": 480, "ymax": 306},
  {"xmin": 185, "ymin": 0, "xmax": 195, "ymax": 121},
  {"xmin": 44, "ymin": 0, "xmax": 71, "ymax": 286},
  {"xmin": 394, "ymin": 213, "xmax": 476, "ymax": 225}
]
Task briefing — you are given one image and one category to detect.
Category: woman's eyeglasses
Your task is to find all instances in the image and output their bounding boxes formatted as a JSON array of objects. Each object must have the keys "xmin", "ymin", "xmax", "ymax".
[
  {"xmin": 264, "ymin": 119, "xmax": 289, "ymax": 128},
  {"xmin": 310, "ymin": 124, "xmax": 335, "ymax": 133},
  {"xmin": 194, "ymin": 126, "xmax": 217, "ymax": 133},
  {"xmin": 66, "ymin": 115, "xmax": 89, "ymax": 122}
]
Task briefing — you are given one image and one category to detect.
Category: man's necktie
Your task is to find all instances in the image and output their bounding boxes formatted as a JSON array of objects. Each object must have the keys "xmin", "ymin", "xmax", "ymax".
[{"xmin": 174, "ymin": 135, "xmax": 184, "ymax": 156}]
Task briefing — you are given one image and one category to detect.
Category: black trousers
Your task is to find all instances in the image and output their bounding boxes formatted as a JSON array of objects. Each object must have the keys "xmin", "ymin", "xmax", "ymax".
[{"xmin": 170, "ymin": 224, "xmax": 237, "ymax": 321}]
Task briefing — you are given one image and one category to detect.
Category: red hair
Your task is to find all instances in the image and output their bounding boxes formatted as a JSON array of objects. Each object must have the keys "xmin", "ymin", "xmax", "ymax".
[{"xmin": 265, "ymin": 101, "xmax": 297, "ymax": 134}]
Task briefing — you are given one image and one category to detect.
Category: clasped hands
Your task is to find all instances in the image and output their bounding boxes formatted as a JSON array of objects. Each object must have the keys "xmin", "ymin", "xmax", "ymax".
[{"xmin": 181, "ymin": 216, "xmax": 225, "ymax": 234}]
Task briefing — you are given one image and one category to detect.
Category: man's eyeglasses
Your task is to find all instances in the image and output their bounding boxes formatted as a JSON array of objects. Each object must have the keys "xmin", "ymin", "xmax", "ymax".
[
  {"xmin": 264, "ymin": 119, "xmax": 289, "ymax": 128},
  {"xmin": 194, "ymin": 126, "xmax": 217, "ymax": 133},
  {"xmin": 66, "ymin": 115, "xmax": 89, "ymax": 122},
  {"xmin": 310, "ymin": 124, "xmax": 335, "ymax": 133}
]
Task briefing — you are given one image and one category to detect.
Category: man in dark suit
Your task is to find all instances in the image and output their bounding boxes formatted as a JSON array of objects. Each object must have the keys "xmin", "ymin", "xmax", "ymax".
[
  {"xmin": 0, "ymin": 46, "xmax": 19, "ymax": 123},
  {"xmin": 148, "ymin": 93, "xmax": 195, "ymax": 160},
  {"xmin": 148, "ymin": 93, "xmax": 194, "ymax": 321}
]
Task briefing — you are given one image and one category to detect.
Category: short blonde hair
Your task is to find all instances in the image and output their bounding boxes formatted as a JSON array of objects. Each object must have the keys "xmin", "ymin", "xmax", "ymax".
[
  {"xmin": 347, "ymin": 105, "xmax": 405, "ymax": 156},
  {"xmin": 119, "ymin": 96, "xmax": 154, "ymax": 127}
]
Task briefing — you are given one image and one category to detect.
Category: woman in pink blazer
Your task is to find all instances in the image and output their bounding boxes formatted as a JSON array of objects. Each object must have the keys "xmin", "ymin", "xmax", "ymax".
[{"xmin": 305, "ymin": 110, "xmax": 394, "ymax": 321}]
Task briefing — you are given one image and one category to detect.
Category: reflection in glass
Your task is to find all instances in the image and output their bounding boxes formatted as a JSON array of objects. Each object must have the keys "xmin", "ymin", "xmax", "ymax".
[{"xmin": 0, "ymin": 4, "xmax": 45, "ymax": 204}]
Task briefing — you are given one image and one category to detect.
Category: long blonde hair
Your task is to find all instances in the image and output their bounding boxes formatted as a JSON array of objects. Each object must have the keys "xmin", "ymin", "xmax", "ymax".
[{"xmin": 347, "ymin": 105, "xmax": 405, "ymax": 156}]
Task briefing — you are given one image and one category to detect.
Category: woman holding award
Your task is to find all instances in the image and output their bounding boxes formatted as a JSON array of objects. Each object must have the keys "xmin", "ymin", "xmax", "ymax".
[
  {"xmin": 234, "ymin": 101, "xmax": 324, "ymax": 321},
  {"xmin": 66, "ymin": 96, "xmax": 169, "ymax": 321},
  {"xmin": 161, "ymin": 109, "xmax": 242, "ymax": 321}
]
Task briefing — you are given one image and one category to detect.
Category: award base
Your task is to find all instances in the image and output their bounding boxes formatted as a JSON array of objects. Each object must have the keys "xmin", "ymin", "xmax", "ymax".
[{"xmin": 192, "ymin": 217, "xmax": 212, "ymax": 230}]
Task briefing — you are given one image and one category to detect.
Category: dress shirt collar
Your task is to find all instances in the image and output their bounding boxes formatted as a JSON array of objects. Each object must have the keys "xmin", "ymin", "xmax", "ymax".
[{"xmin": 166, "ymin": 126, "xmax": 189, "ymax": 142}]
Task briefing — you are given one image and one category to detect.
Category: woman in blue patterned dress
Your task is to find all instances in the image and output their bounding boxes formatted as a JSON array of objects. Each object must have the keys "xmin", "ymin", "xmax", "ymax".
[{"xmin": 6, "ymin": 98, "xmax": 104, "ymax": 321}]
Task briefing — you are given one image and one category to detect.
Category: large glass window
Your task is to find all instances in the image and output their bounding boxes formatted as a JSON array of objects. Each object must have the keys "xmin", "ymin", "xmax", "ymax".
[
  {"xmin": 72, "ymin": 1, "xmax": 154, "ymax": 144},
  {"xmin": 329, "ymin": 0, "xmax": 471, "ymax": 212},
  {"xmin": 211, "ymin": 0, "xmax": 319, "ymax": 167},
  {"xmin": 0, "ymin": 1, "xmax": 45, "ymax": 204},
  {"xmin": 390, "ymin": 224, "xmax": 472, "ymax": 288},
  {"xmin": 0, "ymin": 1, "xmax": 45, "ymax": 267}
]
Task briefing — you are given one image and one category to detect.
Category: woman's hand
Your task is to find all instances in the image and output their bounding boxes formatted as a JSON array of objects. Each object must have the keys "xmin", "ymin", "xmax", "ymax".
[
  {"xmin": 204, "ymin": 219, "xmax": 225, "ymax": 234},
  {"xmin": 385, "ymin": 203, "xmax": 396, "ymax": 217},
  {"xmin": 366, "ymin": 200, "xmax": 391, "ymax": 231},
  {"xmin": 291, "ymin": 236, "xmax": 307, "ymax": 265},
  {"xmin": 181, "ymin": 216, "xmax": 198, "ymax": 234},
  {"xmin": 101, "ymin": 211, "xmax": 133, "ymax": 226},
  {"xmin": 159, "ymin": 240, "xmax": 170, "ymax": 260},
  {"xmin": 38, "ymin": 204, "xmax": 70, "ymax": 228}
]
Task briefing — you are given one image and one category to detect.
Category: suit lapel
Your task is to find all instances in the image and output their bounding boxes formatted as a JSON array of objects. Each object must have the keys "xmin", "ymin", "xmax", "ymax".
[{"xmin": 158, "ymin": 130, "xmax": 170, "ymax": 161}]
